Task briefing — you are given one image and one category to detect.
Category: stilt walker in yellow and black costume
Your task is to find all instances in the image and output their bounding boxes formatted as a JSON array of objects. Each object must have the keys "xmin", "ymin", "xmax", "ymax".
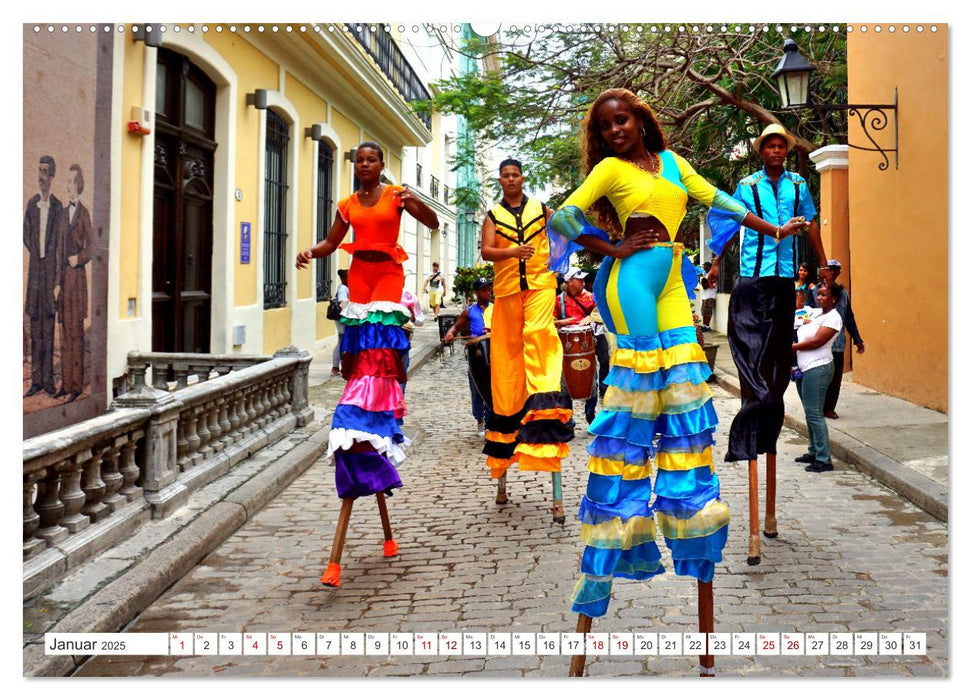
[{"xmin": 481, "ymin": 158, "xmax": 574, "ymax": 522}]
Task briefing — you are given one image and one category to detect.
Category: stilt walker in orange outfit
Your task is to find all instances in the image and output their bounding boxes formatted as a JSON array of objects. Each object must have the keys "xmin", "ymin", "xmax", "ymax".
[
  {"xmin": 481, "ymin": 158, "xmax": 574, "ymax": 522},
  {"xmin": 296, "ymin": 141, "xmax": 440, "ymax": 587}
]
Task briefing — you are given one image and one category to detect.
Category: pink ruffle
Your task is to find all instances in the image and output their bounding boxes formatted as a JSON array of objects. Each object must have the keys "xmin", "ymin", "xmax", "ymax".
[{"xmin": 340, "ymin": 375, "xmax": 406, "ymax": 415}]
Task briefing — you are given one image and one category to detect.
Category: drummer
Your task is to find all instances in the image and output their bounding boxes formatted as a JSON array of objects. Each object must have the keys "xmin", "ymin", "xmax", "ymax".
[
  {"xmin": 444, "ymin": 277, "xmax": 494, "ymax": 435},
  {"xmin": 555, "ymin": 267, "xmax": 603, "ymax": 424}
]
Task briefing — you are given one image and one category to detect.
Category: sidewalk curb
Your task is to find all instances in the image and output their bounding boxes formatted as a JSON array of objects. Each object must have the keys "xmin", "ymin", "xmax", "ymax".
[
  {"xmin": 26, "ymin": 337, "xmax": 443, "ymax": 677},
  {"xmin": 711, "ymin": 370, "xmax": 948, "ymax": 523}
]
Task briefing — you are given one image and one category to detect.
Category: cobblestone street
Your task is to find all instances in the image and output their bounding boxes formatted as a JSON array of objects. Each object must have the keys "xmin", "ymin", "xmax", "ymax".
[{"xmin": 77, "ymin": 350, "xmax": 948, "ymax": 678}]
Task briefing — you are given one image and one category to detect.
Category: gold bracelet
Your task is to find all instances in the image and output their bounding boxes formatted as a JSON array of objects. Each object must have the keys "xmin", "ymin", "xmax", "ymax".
[{"xmin": 774, "ymin": 226, "xmax": 781, "ymax": 241}]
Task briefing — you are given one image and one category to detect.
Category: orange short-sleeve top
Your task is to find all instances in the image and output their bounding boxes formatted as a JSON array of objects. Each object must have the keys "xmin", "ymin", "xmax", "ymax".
[{"xmin": 337, "ymin": 185, "xmax": 408, "ymax": 263}]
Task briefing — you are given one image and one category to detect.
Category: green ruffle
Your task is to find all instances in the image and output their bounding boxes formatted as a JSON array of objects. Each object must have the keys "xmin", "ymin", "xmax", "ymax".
[{"xmin": 340, "ymin": 309, "xmax": 411, "ymax": 327}]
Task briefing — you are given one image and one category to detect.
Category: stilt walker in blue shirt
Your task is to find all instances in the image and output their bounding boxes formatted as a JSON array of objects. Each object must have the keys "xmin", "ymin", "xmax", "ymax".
[{"xmin": 707, "ymin": 124, "xmax": 827, "ymax": 565}]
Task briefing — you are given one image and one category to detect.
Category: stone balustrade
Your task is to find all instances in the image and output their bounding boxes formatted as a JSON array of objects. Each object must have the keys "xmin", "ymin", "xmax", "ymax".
[
  {"xmin": 23, "ymin": 346, "xmax": 314, "ymax": 599},
  {"xmin": 126, "ymin": 351, "xmax": 269, "ymax": 391}
]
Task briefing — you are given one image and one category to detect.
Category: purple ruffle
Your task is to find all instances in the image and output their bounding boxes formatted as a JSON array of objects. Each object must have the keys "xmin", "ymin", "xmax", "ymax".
[{"xmin": 334, "ymin": 450, "xmax": 403, "ymax": 499}]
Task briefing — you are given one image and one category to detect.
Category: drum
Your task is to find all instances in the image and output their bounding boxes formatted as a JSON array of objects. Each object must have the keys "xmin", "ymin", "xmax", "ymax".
[
  {"xmin": 559, "ymin": 325, "xmax": 596, "ymax": 399},
  {"xmin": 465, "ymin": 334, "xmax": 493, "ymax": 411}
]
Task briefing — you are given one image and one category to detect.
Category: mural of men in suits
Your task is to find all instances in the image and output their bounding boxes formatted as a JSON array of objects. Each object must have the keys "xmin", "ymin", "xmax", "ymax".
[
  {"xmin": 55, "ymin": 164, "xmax": 92, "ymax": 402},
  {"xmin": 24, "ymin": 155, "xmax": 62, "ymax": 397}
]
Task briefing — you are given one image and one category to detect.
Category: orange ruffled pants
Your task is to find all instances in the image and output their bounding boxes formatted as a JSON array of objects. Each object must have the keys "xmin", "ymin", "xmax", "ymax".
[{"xmin": 486, "ymin": 288, "xmax": 572, "ymax": 477}]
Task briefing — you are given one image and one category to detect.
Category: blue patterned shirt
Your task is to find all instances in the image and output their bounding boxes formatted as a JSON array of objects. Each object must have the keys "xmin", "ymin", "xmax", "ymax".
[{"xmin": 733, "ymin": 168, "xmax": 817, "ymax": 278}]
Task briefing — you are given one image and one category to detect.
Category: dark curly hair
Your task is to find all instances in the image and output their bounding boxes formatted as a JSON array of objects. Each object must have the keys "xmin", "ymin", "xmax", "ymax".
[{"xmin": 580, "ymin": 88, "xmax": 667, "ymax": 236}]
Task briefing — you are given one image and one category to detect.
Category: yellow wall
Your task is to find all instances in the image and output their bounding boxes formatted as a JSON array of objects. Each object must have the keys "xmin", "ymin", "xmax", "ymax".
[
  {"xmin": 847, "ymin": 27, "xmax": 947, "ymax": 411},
  {"xmin": 285, "ymin": 72, "xmax": 329, "ymax": 302},
  {"xmin": 203, "ymin": 32, "xmax": 280, "ymax": 309},
  {"xmin": 262, "ymin": 307, "xmax": 291, "ymax": 355},
  {"xmin": 119, "ymin": 41, "xmax": 145, "ymax": 319}
]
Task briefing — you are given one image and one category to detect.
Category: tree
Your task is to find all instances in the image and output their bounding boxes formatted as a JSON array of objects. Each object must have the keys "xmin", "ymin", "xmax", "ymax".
[{"xmin": 420, "ymin": 24, "xmax": 847, "ymax": 198}]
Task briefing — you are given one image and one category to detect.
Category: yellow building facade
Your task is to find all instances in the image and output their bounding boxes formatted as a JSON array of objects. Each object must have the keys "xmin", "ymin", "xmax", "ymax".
[
  {"xmin": 107, "ymin": 24, "xmax": 443, "ymax": 390},
  {"xmin": 845, "ymin": 26, "xmax": 948, "ymax": 411}
]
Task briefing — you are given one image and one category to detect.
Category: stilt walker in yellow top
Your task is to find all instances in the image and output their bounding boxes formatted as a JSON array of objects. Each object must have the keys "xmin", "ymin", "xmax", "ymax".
[{"xmin": 481, "ymin": 158, "xmax": 575, "ymax": 522}]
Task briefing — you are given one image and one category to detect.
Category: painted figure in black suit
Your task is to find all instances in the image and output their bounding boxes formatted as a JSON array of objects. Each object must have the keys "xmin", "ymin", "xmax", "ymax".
[
  {"xmin": 55, "ymin": 164, "xmax": 92, "ymax": 402},
  {"xmin": 24, "ymin": 155, "xmax": 62, "ymax": 397}
]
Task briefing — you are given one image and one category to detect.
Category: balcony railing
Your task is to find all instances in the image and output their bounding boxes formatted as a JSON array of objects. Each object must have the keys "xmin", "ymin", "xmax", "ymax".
[{"xmin": 348, "ymin": 24, "xmax": 432, "ymax": 130}]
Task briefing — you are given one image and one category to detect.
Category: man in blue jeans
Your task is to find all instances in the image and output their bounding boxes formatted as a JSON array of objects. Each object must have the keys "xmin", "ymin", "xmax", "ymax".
[{"xmin": 443, "ymin": 278, "xmax": 494, "ymax": 435}]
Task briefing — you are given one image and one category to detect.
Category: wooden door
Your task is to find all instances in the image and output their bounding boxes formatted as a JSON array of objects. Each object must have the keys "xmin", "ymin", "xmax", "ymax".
[{"xmin": 152, "ymin": 48, "xmax": 216, "ymax": 353}]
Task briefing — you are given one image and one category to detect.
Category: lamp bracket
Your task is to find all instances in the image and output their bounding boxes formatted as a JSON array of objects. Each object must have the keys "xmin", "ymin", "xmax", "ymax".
[{"xmin": 803, "ymin": 89, "xmax": 898, "ymax": 170}]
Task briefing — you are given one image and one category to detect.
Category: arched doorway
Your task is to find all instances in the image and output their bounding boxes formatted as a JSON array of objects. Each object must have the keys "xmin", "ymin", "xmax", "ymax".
[{"xmin": 152, "ymin": 48, "xmax": 216, "ymax": 353}]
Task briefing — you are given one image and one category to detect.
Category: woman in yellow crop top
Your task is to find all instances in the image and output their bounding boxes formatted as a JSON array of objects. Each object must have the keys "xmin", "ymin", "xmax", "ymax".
[{"xmin": 548, "ymin": 89, "xmax": 808, "ymax": 625}]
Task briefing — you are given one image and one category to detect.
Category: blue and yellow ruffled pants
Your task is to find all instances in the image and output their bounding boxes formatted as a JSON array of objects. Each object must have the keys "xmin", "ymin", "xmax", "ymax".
[{"xmin": 572, "ymin": 242, "xmax": 729, "ymax": 618}]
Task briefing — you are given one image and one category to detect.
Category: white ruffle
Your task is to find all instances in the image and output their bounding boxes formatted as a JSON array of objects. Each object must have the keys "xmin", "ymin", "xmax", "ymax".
[
  {"xmin": 340, "ymin": 301, "xmax": 411, "ymax": 320},
  {"xmin": 326, "ymin": 428, "xmax": 411, "ymax": 465}
]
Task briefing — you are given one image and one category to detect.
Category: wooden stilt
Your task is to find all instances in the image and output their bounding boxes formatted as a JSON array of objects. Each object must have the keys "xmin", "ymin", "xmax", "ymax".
[
  {"xmin": 747, "ymin": 459, "xmax": 761, "ymax": 565},
  {"xmin": 551, "ymin": 472, "xmax": 565, "ymax": 524},
  {"xmin": 321, "ymin": 498, "xmax": 354, "ymax": 587},
  {"xmin": 764, "ymin": 453, "xmax": 778, "ymax": 538},
  {"xmin": 496, "ymin": 474, "xmax": 508, "ymax": 505},
  {"xmin": 375, "ymin": 492, "xmax": 398, "ymax": 557},
  {"xmin": 698, "ymin": 580, "xmax": 715, "ymax": 676},
  {"xmin": 568, "ymin": 613, "xmax": 593, "ymax": 677}
]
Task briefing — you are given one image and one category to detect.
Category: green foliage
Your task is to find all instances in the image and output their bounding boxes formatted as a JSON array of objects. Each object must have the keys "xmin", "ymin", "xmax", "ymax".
[
  {"xmin": 424, "ymin": 24, "xmax": 847, "ymax": 223},
  {"xmin": 451, "ymin": 264, "xmax": 495, "ymax": 304}
]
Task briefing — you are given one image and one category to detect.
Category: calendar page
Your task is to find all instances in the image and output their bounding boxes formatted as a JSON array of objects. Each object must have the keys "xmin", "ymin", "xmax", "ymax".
[{"xmin": 18, "ymin": 2, "xmax": 952, "ymax": 689}]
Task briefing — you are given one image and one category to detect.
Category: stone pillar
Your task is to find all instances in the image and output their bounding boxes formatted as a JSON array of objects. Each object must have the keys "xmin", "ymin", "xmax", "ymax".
[
  {"xmin": 809, "ymin": 145, "xmax": 850, "ymax": 271},
  {"xmin": 809, "ymin": 145, "xmax": 851, "ymax": 370},
  {"xmin": 274, "ymin": 346, "xmax": 315, "ymax": 427},
  {"xmin": 112, "ymin": 384, "xmax": 187, "ymax": 519}
]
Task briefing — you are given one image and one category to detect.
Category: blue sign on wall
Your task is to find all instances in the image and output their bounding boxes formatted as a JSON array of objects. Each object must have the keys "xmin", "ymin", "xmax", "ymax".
[{"xmin": 241, "ymin": 222, "xmax": 251, "ymax": 264}]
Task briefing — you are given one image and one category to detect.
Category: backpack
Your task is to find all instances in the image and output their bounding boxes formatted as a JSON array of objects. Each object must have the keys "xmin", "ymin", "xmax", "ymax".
[{"xmin": 326, "ymin": 297, "xmax": 342, "ymax": 321}]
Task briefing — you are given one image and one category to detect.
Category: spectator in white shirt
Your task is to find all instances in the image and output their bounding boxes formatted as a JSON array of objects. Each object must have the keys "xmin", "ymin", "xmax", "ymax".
[{"xmin": 792, "ymin": 283, "xmax": 843, "ymax": 473}]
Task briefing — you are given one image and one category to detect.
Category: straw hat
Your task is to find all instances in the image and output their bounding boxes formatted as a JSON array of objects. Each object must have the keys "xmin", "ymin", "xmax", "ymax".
[{"xmin": 753, "ymin": 123, "xmax": 796, "ymax": 151}]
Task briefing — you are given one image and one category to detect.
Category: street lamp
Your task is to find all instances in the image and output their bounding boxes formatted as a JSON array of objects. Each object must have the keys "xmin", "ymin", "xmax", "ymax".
[
  {"xmin": 772, "ymin": 39, "xmax": 898, "ymax": 170},
  {"xmin": 771, "ymin": 39, "xmax": 815, "ymax": 108}
]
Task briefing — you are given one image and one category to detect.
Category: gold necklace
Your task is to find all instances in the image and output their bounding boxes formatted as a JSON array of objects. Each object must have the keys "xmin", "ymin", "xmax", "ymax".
[{"xmin": 625, "ymin": 152, "xmax": 660, "ymax": 178}]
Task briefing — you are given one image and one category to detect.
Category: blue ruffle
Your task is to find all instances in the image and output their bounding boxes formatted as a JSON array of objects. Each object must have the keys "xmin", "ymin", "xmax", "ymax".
[
  {"xmin": 706, "ymin": 206, "xmax": 745, "ymax": 257},
  {"xmin": 654, "ymin": 400, "xmax": 718, "ymax": 438},
  {"xmin": 587, "ymin": 436, "xmax": 654, "ymax": 463},
  {"xmin": 658, "ymin": 325, "xmax": 699, "ymax": 348},
  {"xmin": 615, "ymin": 333, "xmax": 663, "ymax": 351},
  {"xmin": 341, "ymin": 322, "xmax": 409, "ymax": 354},
  {"xmin": 662, "ymin": 362, "xmax": 712, "ymax": 386},
  {"xmin": 585, "ymin": 473, "xmax": 653, "ymax": 504},
  {"xmin": 672, "ymin": 559, "xmax": 716, "ymax": 582},
  {"xmin": 665, "ymin": 525, "xmax": 729, "ymax": 580},
  {"xmin": 614, "ymin": 543, "xmax": 666, "ymax": 579},
  {"xmin": 681, "ymin": 254, "xmax": 700, "ymax": 301},
  {"xmin": 591, "ymin": 400, "xmax": 717, "ymax": 444},
  {"xmin": 653, "ymin": 469, "xmax": 721, "ymax": 511},
  {"xmin": 547, "ymin": 206, "xmax": 613, "ymax": 274},
  {"xmin": 657, "ymin": 429, "xmax": 716, "ymax": 453},
  {"xmin": 588, "ymin": 410, "xmax": 657, "ymax": 447},
  {"xmin": 582, "ymin": 542, "xmax": 664, "ymax": 579},
  {"xmin": 571, "ymin": 578, "xmax": 613, "ymax": 617},
  {"xmin": 332, "ymin": 404, "xmax": 403, "ymax": 441},
  {"xmin": 604, "ymin": 362, "xmax": 712, "ymax": 393},
  {"xmin": 577, "ymin": 494, "xmax": 653, "ymax": 524}
]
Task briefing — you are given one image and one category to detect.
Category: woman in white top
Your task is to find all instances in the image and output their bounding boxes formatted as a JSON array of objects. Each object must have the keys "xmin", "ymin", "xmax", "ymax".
[{"xmin": 792, "ymin": 283, "xmax": 844, "ymax": 472}]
